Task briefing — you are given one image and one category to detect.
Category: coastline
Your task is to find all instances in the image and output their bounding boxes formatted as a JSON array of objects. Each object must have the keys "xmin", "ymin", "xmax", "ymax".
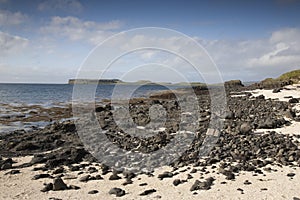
[{"xmin": 0, "ymin": 81, "xmax": 300, "ymax": 199}]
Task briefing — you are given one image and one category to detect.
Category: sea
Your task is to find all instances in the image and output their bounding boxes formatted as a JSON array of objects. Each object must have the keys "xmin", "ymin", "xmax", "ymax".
[
  {"xmin": 0, "ymin": 82, "xmax": 257, "ymax": 133},
  {"xmin": 0, "ymin": 83, "xmax": 182, "ymax": 133},
  {"xmin": 0, "ymin": 81, "xmax": 257, "ymax": 106},
  {"xmin": 0, "ymin": 83, "xmax": 182, "ymax": 106}
]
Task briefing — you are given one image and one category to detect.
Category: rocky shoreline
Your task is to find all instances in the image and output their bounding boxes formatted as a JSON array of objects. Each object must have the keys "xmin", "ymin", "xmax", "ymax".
[{"xmin": 0, "ymin": 81, "xmax": 300, "ymax": 199}]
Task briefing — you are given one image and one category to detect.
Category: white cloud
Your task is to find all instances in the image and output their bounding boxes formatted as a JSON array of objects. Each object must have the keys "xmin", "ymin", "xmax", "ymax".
[
  {"xmin": 191, "ymin": 28, "xmax": 300, "ymax": 81},
  {"xmin": 37, "ymin": 0, "xmax": 83, "ymax": 13},
  {"xmin": 0, "ymin": 9, "xmax": 28, "ymax": 26},
  {"xmin": 112, "ymin": 28, "xmax": 300, "ymax": 81},
  {"xmin": 246, "ymin": 29, "xmax": 300, "ymax": 73},
  {"xmin": 0, "ymin": 31, "xmax": 29, "ymax": 56},
  {"xmin": 0, "ymin": 63, "xmax": 76, "ymax": 83},
  {"xmin": 40, "ymin": 16, "xmax": 122, "ymax": 45},
  {"xmin": 2, "ymin": 19, "xmax": 300, "ymax": 83}
]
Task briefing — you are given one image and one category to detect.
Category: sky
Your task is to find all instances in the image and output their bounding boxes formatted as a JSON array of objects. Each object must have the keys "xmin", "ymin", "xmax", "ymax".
[{"xmin": 1, "ymin": 0, "xmax": 300, "ymax": 83}]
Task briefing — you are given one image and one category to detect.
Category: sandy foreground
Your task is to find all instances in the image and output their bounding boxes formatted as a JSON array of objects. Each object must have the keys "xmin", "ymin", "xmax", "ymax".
[
  {"xmin": 0, "ymin": 157, "xmax": 300, "ymax": 200},
  {"xmin": 1, "ymin": 84, "xmax": 300, "ymax": 200}
]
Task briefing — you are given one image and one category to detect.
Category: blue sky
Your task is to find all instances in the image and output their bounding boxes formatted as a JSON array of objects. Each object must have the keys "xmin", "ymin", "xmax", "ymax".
[{"xmin": 1, "ymin": 0, "xmax": 300, "ymax": 83}]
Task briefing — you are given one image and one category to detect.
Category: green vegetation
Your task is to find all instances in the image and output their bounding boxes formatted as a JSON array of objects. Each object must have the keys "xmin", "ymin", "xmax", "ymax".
[
  {"xmin": 261, "ymin": 77, "xmax": 277, "ymax": 84},
  {"xmin": 256, "ymin": 69, "xmax": 300, "ymax": 89},
  {"xmin": 277, "ymin": 69, "xmax": 300, "ymax": 83}
]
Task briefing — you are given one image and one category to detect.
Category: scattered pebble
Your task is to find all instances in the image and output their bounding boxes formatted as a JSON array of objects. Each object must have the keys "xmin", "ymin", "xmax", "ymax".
[
  {"xmin": 88, "ymin": 190, "xmax": 99, "ymax": 194},
  {"xmin": 237, "ymin": 188, "xmax": 244, "ymax": 194},
  {"xmin": 158, "ymin": 172, "xmax": 173, "ymax": 180},
  {"xmin": 109, "ymin": 188, "xmax": 126, "ymax": 197},
  {"xmin": 287, "ymin": 173, "xmax": 296, "ymax": 177},
  {"xmin": 243, "ymin": 180, "xmax": 252, "ymax": 185},
  {"xmin": 140, "ymin": 189, "xmax": 157, "ymax": 196},
  {"xmin": 53, "ymin": 178, "xmax": 68, "ymax": 191}
]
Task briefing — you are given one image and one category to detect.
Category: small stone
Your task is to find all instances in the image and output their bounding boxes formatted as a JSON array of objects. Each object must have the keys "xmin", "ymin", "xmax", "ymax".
[
  {"xmin": 41, "ymin": 183, "xmax": 53, "ymax": 192},
  {"xmin": 173, "ymin": 179, "xmax": 182, "ymax": 186},
  {"xmin": 88, "ymin": 190, "xmax": 99, "ymax": 194},
  {"xmin": 68, "ymin": 185, "xmax": 80, "ymax": 190},
  {"xmin": 122, "ymin": 179, "xmax": 133, "ymax": 186},
  {"xmin": 1, "ymin": 162, "xmax": 12, "ymax": 170},
  {"xmin": 109, "ymin": 187, "xmax": 126, "ymax": 197},
  {"xmin": 64, "ymin": 174, "xmax": 77, "ymax": 180},
  {"xmin": 79, "ymin": 175, "xmax": 91, "ymax": 182},
  {"xmin": 101, "ymin": 164, "xmax": 110, "ymax": 175},
  {"xmin": 53, "ymin": 178, "xmax": 68, "ymax": 191},
  {"xmin": 109, "ymin": 173, "xmax": 122, "ymax": 180},
  {"xmin": 187, "ymin": 174, "xmax": 193, "ymax": 179},
  {"xmin": 139, "ymin": 183, "xmax": 148, "ymax": 186},
  {"xmin": 244, "ymin": 180, "xmax": 252, "ymax": 185},
  {"xmin": 190, "ymin": 180, "xmax": 200, "ymax": 191},
  {"xmin": 140, "ymin": 189, "xmax": 157, "ymax": 196},
  {"xmin": 52, "ymin": 167, "xmax": 64, "ymax": 174},
  {"xmin": 87, "ymin": 167, "xmax": 98, "ymax": 173},
  {"xmin": 190, "ymin": 177, "xmax": 214, "ymax": 191},
  {"xmin": 33, "ymin": 173, "xmax": 51, "ymax": 180},
  {"xmin": 69, "ymin": 165, "xmax": 80, "ymax": 171},
  {"xmin": 289, "ymin": 98, "xmax": 299, "ymax": 103},
  {"xmin": 237, "ymin": 188, "xmax": 244, "ymax": 194},
  {"xmin": 223, "ymin": 170, "xmax": 235, "ymax": 180},
  {"xmin": 257, "ymin": 95, "xmax": 265, "ymax": 99},
  {"xmin": 287, "ymin": 173, "xmax": 296, "ymax": 177},
  {"xmin": 158, "ymin": 171, "xmax": 173, "ymax": 180},
  {"xmin": 293, "ymin": 197, "xmax": 300, "ymax": 200},
  {"xmin": 95, "ymin": 175, "xmax": 103, "ymax": 180},
  {"xmin": 123, "ymin": 171, "xmax": 136, "ymax": 179},
  {"xmin": 272, "ymin": 88, "xmax": 281, "ymax": 93},
  {"xmin": 5, "ymin": 170, "xmax": 20, "ymax": 175}
]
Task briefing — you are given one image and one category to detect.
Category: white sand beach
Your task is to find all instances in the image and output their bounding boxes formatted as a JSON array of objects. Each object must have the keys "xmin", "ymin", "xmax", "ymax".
[{"xmin": 1, "ymin": 156, "xmax": 300, "ymax": 200}]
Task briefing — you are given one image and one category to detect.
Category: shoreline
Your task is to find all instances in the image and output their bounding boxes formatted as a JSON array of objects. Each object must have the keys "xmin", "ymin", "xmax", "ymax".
[{"xmin": 0, "ymin": 82, "xmax": 300, "ymax": 199}]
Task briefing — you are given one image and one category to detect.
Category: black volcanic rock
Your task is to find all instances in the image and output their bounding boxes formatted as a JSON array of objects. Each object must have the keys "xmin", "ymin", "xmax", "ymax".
[
  {"xmin": 0, "ymin": 158, "xmax": 13, "ymax": 170},
  {"xmin": 289, "ymin": 98, "xmax": 299, "ymax": 103},
  {"xmin": 158, "ymin": 171, "xmax": 173, "ymax": 180},
  {"xmin": 190, "ymin": 177, "xmax": 214, "ymax": 191},
  {"xmin": 41, "ymin": 183, "xmax": 53, "ymax": 192},
  {"xmin": 140, "ymin": 189, "xmax": 157, "ymax": 196},
  {"xmin": 109, "ymin": 188, "xmax": 126, "ymax": 197},
  {"xmin": 32, "ymin": 173, "xmax": 51, "ymax": 180},
  {"xmin": 225, "ymin": 80, "xmax": 244, "ymax": 89},
  {"xmin": 109, "ymin": 172, "xmax": 122, "ymax": 180},
  {"xmin": 287, "ymin": 173, "xmax": 296, "ymax": 177},
  {"xmin": 79, "ymin": 175, "xmax": 91, "ymax": 182},
  {"xmin": 272, "ymin": 88, "xmax": 281, "ymax": 93},
  {"xmin": 88, "ymin": 190, "xmax": 99, "ymax": 194},
  {"xmin": 53, "ymin": 178, "xmax": 68, "ymax": 191}
]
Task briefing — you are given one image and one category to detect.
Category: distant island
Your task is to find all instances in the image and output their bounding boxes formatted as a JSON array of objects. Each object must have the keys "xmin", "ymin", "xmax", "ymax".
[
  {"xmin": 68, "ymin": 79, "xmax": 121, "ymax": 84},
  {"xmin": 68, "ymin": 79, "xmax": 206, "ymax": 86}
]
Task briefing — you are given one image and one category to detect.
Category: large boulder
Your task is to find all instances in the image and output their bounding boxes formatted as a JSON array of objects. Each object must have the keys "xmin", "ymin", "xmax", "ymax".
[{"xmin": 225, "ymin": 80, "xmax": 244, "ymax": 89}]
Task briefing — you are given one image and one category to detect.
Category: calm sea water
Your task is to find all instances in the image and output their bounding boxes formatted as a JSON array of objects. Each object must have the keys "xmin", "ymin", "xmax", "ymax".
[
  {"xmin": 0, "ymin": 83, "xmax": 181, "ymax": 106},
  {"xmin": 0, "ymin": 83, "xmax": 183, "ymax": 133}
]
